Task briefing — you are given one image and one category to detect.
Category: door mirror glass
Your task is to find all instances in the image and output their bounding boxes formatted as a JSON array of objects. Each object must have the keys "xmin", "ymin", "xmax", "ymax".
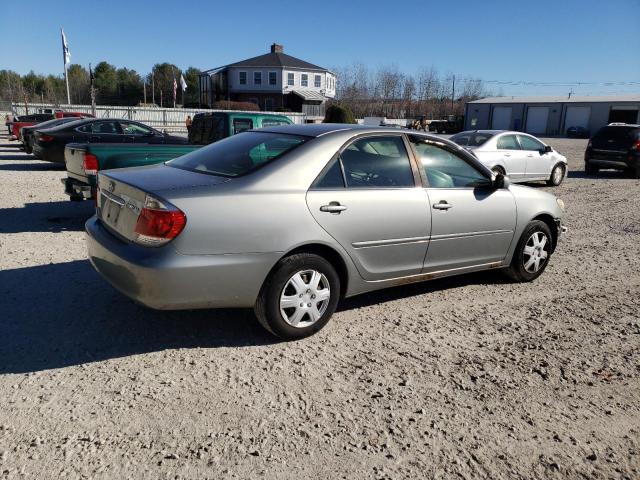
[
  {"xmin": 492, "ymin": 172, "xmax": 506, "ymax": 189},
  {"xmin": 543, "ymin": 145, "xmax": 552, "ymax": 154}
]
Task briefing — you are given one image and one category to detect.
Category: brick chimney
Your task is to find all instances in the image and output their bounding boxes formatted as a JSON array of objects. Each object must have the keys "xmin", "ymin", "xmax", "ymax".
[{"xmin": 270, "ymin": 43, "xmax": 283, "ymax": 54}]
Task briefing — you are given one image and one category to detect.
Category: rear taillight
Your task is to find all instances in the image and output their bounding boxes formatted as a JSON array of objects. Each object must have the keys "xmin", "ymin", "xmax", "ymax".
[
  {"xmin": 39, "ymin": 134, "xmax": 54, "ymax": 142},
  {"xmin": 134, "ymin": 195, "xmax": 186, "ymax": 246},
  {"xmin": 632, "ymin": 140, "xmax": 640, "ymax": 150},
  {"xmin": 83, "ymin": 153, "xmax": 99, "ymax": 175}
]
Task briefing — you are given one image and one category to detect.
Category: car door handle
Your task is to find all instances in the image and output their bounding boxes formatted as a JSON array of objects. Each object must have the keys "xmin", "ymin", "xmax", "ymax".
[
  {"xmin": 320, "ymin": 202, "xmax": 347, "ymax": 214},
  {"xmin": 432, "ymin": 201, "xmax": 453, "ymax": 210},
  {"xmin": 527, "ymin": 154, "xmax": 534, "ymax": 157},
  {"xmin": 504, "ymin": 153, "xmax": 512, "ymax": 157}
]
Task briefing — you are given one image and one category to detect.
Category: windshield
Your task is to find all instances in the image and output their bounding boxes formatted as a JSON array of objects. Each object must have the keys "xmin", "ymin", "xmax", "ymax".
[
  {"xmin": 450, "ymin": 132, "xmax": 495, "ymax": 147},
  {"xmin": 168, "ymin": 131, "xmax": 309, "ymax": 177}
]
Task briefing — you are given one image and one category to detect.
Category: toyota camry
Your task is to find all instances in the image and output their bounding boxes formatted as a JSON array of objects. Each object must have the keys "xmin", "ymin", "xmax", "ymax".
[{"xmin": 86, "ymin": 124, "xmax": 566, "ymax": 339}]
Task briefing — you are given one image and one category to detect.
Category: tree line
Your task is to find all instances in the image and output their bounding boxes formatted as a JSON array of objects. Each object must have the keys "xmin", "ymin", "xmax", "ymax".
[
  {"xmin": 0, "ymin": 63, "xmax": 201, "ymax": 107},
  {"xmin": 2, "ymin": 61, "xmax": 500, "ymax": 118},
  {"xmin": 332, "ymin": 63, "xmax": 500, "ymax": 119}
]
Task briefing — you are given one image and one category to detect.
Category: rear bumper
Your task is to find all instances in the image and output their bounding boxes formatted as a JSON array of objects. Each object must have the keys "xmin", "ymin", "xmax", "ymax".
[
  {"xmin": 586, "ymin": 153, "xmax": 638, "ymax": 170},
  {"xmin": 86, "ymin": 216, "xmax": 280, "ymax": 310},
  {"xmin": 62, "ymin": 177, "xmax": 93, "ymax": 199},
  {"xmin": 32, "ymin": 144, "xmax": 64, "ymax": 163}
]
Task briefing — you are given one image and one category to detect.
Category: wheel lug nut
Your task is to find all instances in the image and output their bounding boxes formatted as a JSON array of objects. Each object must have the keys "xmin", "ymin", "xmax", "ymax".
[
  {"xmin": 299, "ymin": 294, "xmax": 303, "ymax": 298},
  {"xmin": 307, "ymin": 303, "xmax": 311, "ymax": 307},
  {"xmin": 311, "ymin": 294, "xmax": 316, "ymax": 299},
  {"xmin": 300, "ymin": 303, "xmax": 304, "ymax": 307}
]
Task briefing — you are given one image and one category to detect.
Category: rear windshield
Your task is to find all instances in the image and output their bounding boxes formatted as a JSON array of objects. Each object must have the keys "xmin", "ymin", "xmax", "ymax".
[
  {"xmin": 190, "ymin": 115, "xmax": 226, "ymax": 144},
  {"xmin": 450, "ymin": 132, "xmax": 495, "ymax": 147},
  {"xmin": 592, "ymin": 126, "xmax": 640, "ymax": 148},
  {"xmin": 168, "ymin": 131, "xmax": 308, "ymax": 177}
]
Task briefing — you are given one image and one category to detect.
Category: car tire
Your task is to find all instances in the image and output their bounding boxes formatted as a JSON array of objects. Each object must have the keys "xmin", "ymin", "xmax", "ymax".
[
  {"xmin": 254, "ymin": 253, "xmax": 340, "ymax": 340},
  {"xmin": 504, "ymin": 220, "xmax": 553, "ymax": 283},
  {"xmin": 585, "ymin": 162, "xmax": 599, "ymax": 175},
  {"xmin": 546, "ymin": 163, "xmax": 565, "ymax": 186}
]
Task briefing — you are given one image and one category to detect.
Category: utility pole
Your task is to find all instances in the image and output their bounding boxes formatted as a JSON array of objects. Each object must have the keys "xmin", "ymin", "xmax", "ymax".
[
  {"xmin": 451, "ymin": 75, "xmax": 455, "ymax": 112},
  {"xmin": 568, "ymin": 88, "xmax": 573, "ymax": 99},
  {"xmin": 143, "ymin": 80, "xmax": 147, "ymax": 105},
  {"xmin": 152, "ymin": 74, "xmax": 155, "ymax": 106},
  {"xmin": 89, "ymin": 63, "xmax": 96, "ymax": 116},
  {"xmin": 160, "ymin": 89, "xmax": 163, "ymax": 108}
]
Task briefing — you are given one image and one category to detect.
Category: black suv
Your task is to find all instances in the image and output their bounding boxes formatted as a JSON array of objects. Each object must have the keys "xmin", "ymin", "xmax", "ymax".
[{"xmin": 585, "ymin": 124, "xmax": 640, "ymax": 177}]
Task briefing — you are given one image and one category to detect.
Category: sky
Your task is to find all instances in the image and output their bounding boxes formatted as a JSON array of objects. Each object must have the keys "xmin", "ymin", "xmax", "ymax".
[{"xmin": 1, "ymin": 0, "xmax": 639, "ymax": 97}]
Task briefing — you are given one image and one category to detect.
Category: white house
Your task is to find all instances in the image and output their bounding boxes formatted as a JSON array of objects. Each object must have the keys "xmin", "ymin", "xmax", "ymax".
[{"xmin": 199, "ymin": 44, "xmax": 336, "ymax": 117}]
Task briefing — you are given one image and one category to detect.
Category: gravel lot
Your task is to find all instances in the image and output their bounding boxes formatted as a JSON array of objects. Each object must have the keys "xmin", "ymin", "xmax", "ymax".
[{"xmin": 0, "ymin": 134, "xmax": 638, "ymax": 479}]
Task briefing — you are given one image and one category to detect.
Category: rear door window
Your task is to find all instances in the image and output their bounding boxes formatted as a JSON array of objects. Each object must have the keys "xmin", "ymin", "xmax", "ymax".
[
  {"xmin": 496, "ymin": 135, "xmax": 520, "ymax": 150},
  {"xmin": 261, "ymin": 119, "xmax": 291, "ymax": 127},
  {"xmin": 340, "ymin": 136, "xmax": 415, "ymax": 188},
  {"xmin": 119, "ymin": 122, "xmax": 153, "ymax": 136}
]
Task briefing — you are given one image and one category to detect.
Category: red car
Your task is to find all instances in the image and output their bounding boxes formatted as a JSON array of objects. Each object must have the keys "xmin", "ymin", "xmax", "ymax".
[{"xmin": 10, "ymin": 112, "xmax": 94, "ymax": 141}]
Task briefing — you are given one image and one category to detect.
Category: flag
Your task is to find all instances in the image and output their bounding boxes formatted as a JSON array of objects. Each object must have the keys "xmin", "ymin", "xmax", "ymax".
[
  {"xmin": 172, "ymin": 77, "xmax": 178, "ymax": 105},
  {"xmin": 61, "ymin": 28, "xmax": 71, "ymax": 65},
  {"xmin": 180, "ymin": 74, "xmax": 187, "ymax": 92}
]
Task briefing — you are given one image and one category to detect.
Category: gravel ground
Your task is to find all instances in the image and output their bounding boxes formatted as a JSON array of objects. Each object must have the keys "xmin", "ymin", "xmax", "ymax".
[{"xmin": 0, "ymin": 134, "xmax": 638, "ymax": 479}]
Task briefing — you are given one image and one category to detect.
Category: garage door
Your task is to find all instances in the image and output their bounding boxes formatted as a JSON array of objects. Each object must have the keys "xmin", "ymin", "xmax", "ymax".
[
  {"xmin": 525, "ymin": 107, "xmax": 549, "ymax": 134},
  {"xmin": 491, "ymin": 107, "xmax": 511, "ymax": 130},
  {"xmin": 565, "ymin": 106, "xmax": 590, "ymax": 131},
  {"xmin": 608, "ymin": 107, "xmax": 639, "ymax": 124}
]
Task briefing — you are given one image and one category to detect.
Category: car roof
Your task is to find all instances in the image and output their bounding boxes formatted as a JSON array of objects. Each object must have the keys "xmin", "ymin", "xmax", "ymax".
[{"xmin": 258, "ymin": 123, "xmax": 415, "ymax": 137}]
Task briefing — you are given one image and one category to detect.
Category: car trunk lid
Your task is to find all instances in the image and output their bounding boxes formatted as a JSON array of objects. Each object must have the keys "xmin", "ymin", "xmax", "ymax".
[
  {"xmin": 65, "ymin": 143, "xmax": 89, "ymax": 182},
  {"xmin": 97, "ymin": 164, "xmax": 230, "ymax": 242}
]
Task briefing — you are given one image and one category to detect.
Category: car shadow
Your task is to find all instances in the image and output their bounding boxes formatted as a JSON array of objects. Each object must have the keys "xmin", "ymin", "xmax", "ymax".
[
  {"xmin": 0, "ymin": 260, "xmax": 277, "ymax": 374},
  {"xmin": 0, "ymin": 161, "xmax": 65, "ymax": 171},
  {"xmin": 0, "ymin": 200, "xmax": 95, "ymax": 233},
  {"xmin": 339, "ymin": 269, "xmax": 509, "ymax": 311},
  {"xmin": 568, "ymin": 170, "xmax": 630, "ymax": 179}
]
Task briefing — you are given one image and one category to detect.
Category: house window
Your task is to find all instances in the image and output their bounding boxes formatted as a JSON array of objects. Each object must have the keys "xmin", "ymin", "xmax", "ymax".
[
  {"xmin": 287, "ymin": 72, "xmax": 294, "ymax": 86},
  {"xmin": 314, "ymin": 75, "xmax": 321, "ymax": 88},
  {"xmin": 269, "ymin": 72, "xmax": 277, "ymax": 86},
  {"xmin": 254, "ymin": 72, "xmax": 262, "ymax": 85},
  {"xmin": 239, "ymin": 71, "xmax": 247, "ymax": 85},
  {"xmin": 301, "ymin": 74, "xmax": 308, "ymax": 87}
]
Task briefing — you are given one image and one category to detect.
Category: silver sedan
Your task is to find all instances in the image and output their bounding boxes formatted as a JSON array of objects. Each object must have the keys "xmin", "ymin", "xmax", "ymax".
[{"xmin": 86, "ymin": 124, "xmax": 565, "ymax": 339}]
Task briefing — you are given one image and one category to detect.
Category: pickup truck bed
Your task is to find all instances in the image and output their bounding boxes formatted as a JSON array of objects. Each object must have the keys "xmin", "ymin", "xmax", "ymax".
[{"xmin": 63, "ymin": 143, "xmax": 200, "ymax": 201}]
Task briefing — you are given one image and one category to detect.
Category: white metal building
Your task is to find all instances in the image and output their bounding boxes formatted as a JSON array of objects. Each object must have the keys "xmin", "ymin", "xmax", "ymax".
[{"xmin": 464, "ymin": 95, "xmax": 640, "ymax": 136}]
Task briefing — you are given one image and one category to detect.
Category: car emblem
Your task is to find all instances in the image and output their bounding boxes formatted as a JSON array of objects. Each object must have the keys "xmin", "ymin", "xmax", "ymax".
[{"xmin": 108, "ymin": 181, "xmax": 116, "ymax": 192}]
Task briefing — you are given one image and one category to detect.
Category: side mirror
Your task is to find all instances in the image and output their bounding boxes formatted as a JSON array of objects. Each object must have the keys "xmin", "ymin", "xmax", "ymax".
[
  {"xmin": 542, "ymin": 145, "xmax": 552, "ymax": 154},
  {"xmin": 492, "ymin": 172, "xmax": 507, "ymax": 189}
]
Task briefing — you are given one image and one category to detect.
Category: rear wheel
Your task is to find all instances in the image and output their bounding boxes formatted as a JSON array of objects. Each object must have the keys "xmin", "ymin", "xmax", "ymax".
[
  {"xmin": 546, "ymin": 163, "xmax": 565, "ymax": 186},
  {"xmin": 585, "ymin": 162, "xmax": 599, "ymax": 175},
  {"xmin": 255, "ymin": 253, "xmax": 340, "ymax": 340},
  {"xmin": 505, "ymin": 220, "xmax": 553, "ymax": 282}
]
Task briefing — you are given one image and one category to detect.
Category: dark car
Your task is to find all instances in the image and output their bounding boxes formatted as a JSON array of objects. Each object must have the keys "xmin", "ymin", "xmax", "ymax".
[
  {"xmin": 566, "ymin": 126, "xmax": 590, "ymax": 138},
  {"xmin": 585, "ymin": 123, "xmax": 640, "ymax": 177},
  {"xmin": 32, "ymin": 118, "xmax": 188, "ymax": 163},
  {"xmin": 21, "ymin": 117, "xmax": 84, "ymax": 154}
]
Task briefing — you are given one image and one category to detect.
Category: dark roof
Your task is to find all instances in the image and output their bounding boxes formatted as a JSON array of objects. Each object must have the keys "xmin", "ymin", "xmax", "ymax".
[{"xmin": 227, "ymin": 52, "xmax": 327, "ymax": 71}]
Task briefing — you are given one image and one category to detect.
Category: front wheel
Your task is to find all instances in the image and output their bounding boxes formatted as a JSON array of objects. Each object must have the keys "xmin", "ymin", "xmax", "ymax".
[
  {"xmin": 546, "ymin": 164, "xmax": 566, "ymax": 186},
  {"xmin": 585, "ymin": 162, "xmax": 599, "ymax": 175},
  {"xmin": 254, "ymin": 253, "xmax": 340, "ymax": 340},
  {"xmin": 505, "ymin": 220, "xmax": 553, "ymax": 282}
]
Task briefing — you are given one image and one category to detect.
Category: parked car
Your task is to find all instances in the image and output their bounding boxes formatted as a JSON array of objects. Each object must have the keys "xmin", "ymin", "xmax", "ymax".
[
  {"xmin": 63, "ymin": 142, "xmax": 201, "ymax": 201},
  {"xmin": 32, "ymin": 118, "xmax": 188, "ymax": 163},
  {"xmin": 585, "ymin": 123, "xmax": 640, "ymax": 177},
  {"xmin": 188, "ymin": 111, "xmax": 293, "ymax": 145},
  {"xmin": 21, "ymin": 117, "xmax": 84, "ymax": 154},
  {"xmin": 8, "ymin": 113, "xmax": 54, "ymax": 140},
  {"xmin": 55, "ymin": 111, "xmax": 94, "ymax": 119},
  {"xmin": 428, "ymin": 115, "xmax": 465, "ymax": 134},
  {"xmin": 450, "ymin": 130, "xmax": 568, "ymax": 186},
  {"xmin": 566, "ymin": 126, "xmax": 590, "ymax": 138},
  {"xmin": 87, "ymin": 124, "xmax": 565, "ymax": 340}
]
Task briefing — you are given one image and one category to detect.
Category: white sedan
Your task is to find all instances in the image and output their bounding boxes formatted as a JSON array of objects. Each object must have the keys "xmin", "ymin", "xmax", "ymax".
[{"xmin": 450, "ymin": 130, "xmax": 568, "ymax": 186}]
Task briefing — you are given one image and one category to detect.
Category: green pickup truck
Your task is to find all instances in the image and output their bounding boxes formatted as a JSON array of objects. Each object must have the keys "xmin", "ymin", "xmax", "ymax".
[
  {"xmin": 188, "ymin": 112, "xmax": 293, "ymax": 144},
  {"xmin": 62, "ymin": 143, "xmax": 200, "ymax": 201}
]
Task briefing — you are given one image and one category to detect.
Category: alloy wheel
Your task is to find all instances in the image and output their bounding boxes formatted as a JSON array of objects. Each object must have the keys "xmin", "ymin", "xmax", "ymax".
[
  {"xmin": 523, "ymin": 231, "xmax": 549, "ymax": 273},
  {"xmin": 553, "ymin": 166, "xmax": 564, "ymax": 184},
  {"xmin": 279, "ymin": 270, "xmax": 331, "ymax": 328}
]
